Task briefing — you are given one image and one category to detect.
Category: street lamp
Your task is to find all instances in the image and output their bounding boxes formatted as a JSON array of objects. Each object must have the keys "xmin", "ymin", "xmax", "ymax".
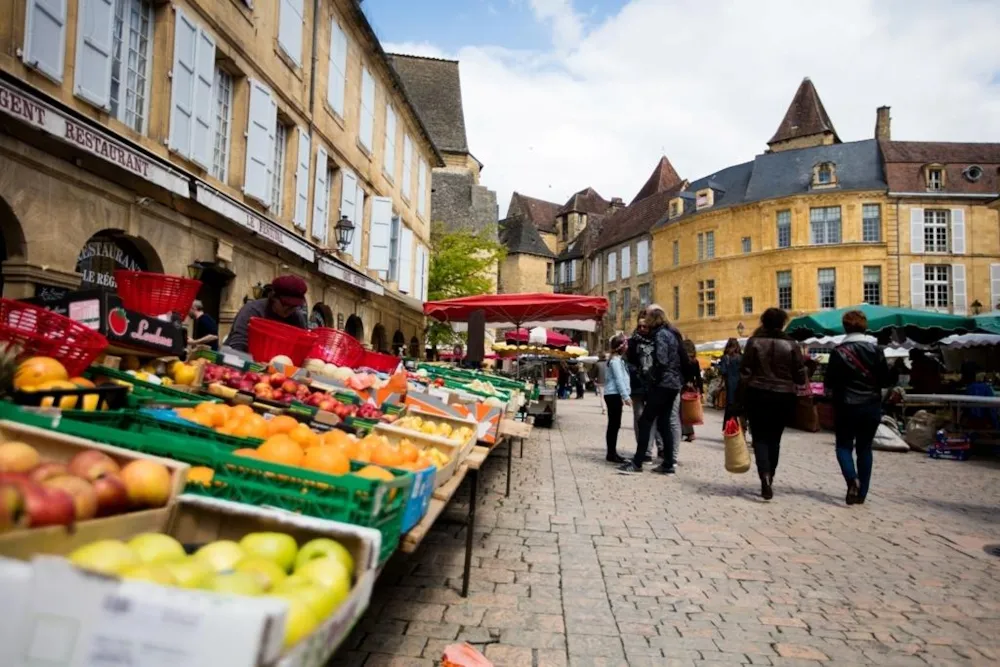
[
  {"xmin": 335, "ymin": 215, "xmax": 355, "ymax": 252},
  {"xmin": 736, "ymin": 321, "xmax": 745, "ymax": 337},
  {"xmin": 186, "ymin": 262, "xmax": 204, "ymax": 280},
  {"xmin": 971, "ymin": 300, "xmax": 983, "ymax": 315}
]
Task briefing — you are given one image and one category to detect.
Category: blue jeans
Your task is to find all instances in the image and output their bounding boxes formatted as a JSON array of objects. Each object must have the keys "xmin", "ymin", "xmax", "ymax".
[{"xmin": 834, "ymin": 401, "xmax": 881, "ymax": 500}]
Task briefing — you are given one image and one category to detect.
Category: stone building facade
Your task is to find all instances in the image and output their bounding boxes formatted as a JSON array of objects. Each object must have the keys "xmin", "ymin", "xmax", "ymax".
[{"xmin": 0, "ymin": 0, "xmax": 441, "ymax": 354}]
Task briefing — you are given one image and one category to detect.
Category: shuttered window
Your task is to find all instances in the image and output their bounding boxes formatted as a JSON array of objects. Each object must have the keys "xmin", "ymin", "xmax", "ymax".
[
  {"xmin": 620, "ymin": 245, "xmax": 631, "ymax": 279},
  {"xmin": 270, "ymin": 123, "xmax": 288, "ymax": 215},
  {"xmin": 340, "ymin": 168, "xmax": 357, "ymax": 245},
  {"xmin": 243, "ymin": 79, "xmax": 277, "ymax": 205},
  {"xmin": 168, "ymin": 9, "xmax": 215, "ymax": 168},
  {"xmin": 109, "ymin": 0, "xmax": 153, "ymax": 133},
  {"xmin": 383, "ymin": 105, "xmax": 397, "ymax": 181},
  {"xmin": 73, "ymin": 0, "xmax": 113, "ymax": 106},
  {"xmin": 636, "ymin": 239, "xmax": 649, "ymax": 275},
  {"xmin": 23, "ymin": 0, "xmax": 67, "ymax": 82},
  {"xmin": 278, "ymin": 0, "xmax": 304, "ymax": 66},
  {"xmin": 293, "ymin": 129, "xmax": 310, "ymax": 230},
  {"xmin": 417, "ymin": 159, "xmax": 428, "ymax": 217},
  {"xmin": 398, "ymin": 227, "xmax": 414, "ymax": 294},
  {"xmin": 351, "ymin": 185, "xmax": 365, "ymax": 264},
  {"xmin": 211, "ymin": 68, "xmax": 233, "ymax": 181},
  {"xmin": 327, "ymin": 20, "xmax": 348, "ymax": 116},
  {"xmin": 402, "ymin": 136, "xmax": 413, "ymax": 200},
  {"xmin": 311, "ymin": 147, "xmax": 329, "ymax": 243},
  {"xmin": 359, "ymin": 67, "xmax": 375, "ymax": 151},
  {"xmin": 368, "ymin": 197, "xmax": 393, "ymax": 275}
]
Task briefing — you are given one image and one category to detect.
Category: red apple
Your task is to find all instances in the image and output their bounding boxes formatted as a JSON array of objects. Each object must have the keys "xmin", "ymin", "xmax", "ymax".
[
  {"xmin": 0, "ymin": 483, "xmax": 26, "ymax": 533},
  {"xmin": 92, "ymin": 475, "xmax": 130, "ymax": 517},
  {"xmin": 269, "ymin": 373, "xmax": 287, "ymax": 388},
  {"xmin": 244, "ymin": 372, "xmax": 261, "ymax": 384},
  {"xmin": 271, "ymin": 390, "xmax": 284, "ymax": 402},
  {"xmin": 44, "ymin": 475, "xmax": 98, "ymax": 520},
  {"xmin": 281, "ymin": 380, "xmax": 299, "ymax": 395},
  {"xmin": 318, "ymin": 399, "xmax": 337, "ymax": 412},
  {"xmin": 29, "ymin": 462, "xmax": 70, "ymax": 483},
  {"xmin": 0, "ymin": 441, "xmax": 41, "ymax": 473},
  {"xmin": 120, "ymin": 460, "xmax": 172, "ymax": 508},
  {"xmin": 253, "ymin": 382, "xmax": 272, "ymax": 395},
  {"xmin": 238, "ymin": 379, "xmax": 256, "ymax": 393},
  {"xmin": 3, "ymin": 476, "xmax": 75, "ymax": 528},
  {"xmin": 68, "ymin": 450, "xmax": 121, "ymax": 482},
  {"xmin": 295, "ymin": 384, "xmax": 311, "ymax": 399}
]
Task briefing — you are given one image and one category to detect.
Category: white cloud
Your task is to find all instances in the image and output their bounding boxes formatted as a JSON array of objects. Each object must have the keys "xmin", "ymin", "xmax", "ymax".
[{"xmin": 388, "ymin": 0, "xmax": 1000, "ymax": 216}]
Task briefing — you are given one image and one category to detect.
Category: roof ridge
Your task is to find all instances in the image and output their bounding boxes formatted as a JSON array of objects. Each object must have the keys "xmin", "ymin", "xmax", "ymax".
[{"xmin": 386, "ymin": 52, "xmax": 460, "ymax": 64}]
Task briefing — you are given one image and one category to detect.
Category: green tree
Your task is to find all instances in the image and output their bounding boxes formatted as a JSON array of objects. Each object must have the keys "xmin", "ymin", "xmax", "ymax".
[{"xmin": 426, "ymin": 222, "xmax": 506, "ymax": 350}]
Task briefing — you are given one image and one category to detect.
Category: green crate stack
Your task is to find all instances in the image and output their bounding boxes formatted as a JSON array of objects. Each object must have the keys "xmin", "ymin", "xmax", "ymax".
[{"xmin": 85, "ymin": 366, "xmax": 221, "ymax": 405}]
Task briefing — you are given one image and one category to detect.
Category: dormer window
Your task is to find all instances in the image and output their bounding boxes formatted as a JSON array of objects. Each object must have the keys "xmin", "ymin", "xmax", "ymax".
[
  {"xmin": 812, "ymin": 162, "xmax": 837, "ymax": 188},
  {"xmin": 669, "ymin": 198, "xmax": 682, "ymax": 219},
  {"xmin": 695, "ymin": 189, "xmax": 713, "ymax": 210},
  {"xmin": 925, "ymin": 165, "xmax": 944, "ymax": 191}
]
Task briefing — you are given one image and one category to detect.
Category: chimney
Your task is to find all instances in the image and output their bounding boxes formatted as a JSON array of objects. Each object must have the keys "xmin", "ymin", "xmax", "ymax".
[
  {"xmin": 609, "ymin": 197, "xmax": 625, "ymax": 212},
  {"xmin": 875, "ymin": 106, "xmax": 891, "ymax": 141}
]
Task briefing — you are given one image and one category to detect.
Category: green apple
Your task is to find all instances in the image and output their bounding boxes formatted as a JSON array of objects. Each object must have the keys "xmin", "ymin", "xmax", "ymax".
[
  {"xmin": 127, "ymin": 533, "xmax": 186, "ymax": 564},
  {"xmin": 205, "ymin": 571, "xmax": 264, "ymax": 596},
  {"xmin": 239, "ymin": 533, "xmax": 298, "ymax": 572},
  {"xmin": 69, "ymin": 539, "xmax": 139, "ymax": 575},
  {"xmin": 121, "ymin": 563, "xmax": 177, "ymax": 585},
  {"xmin": 272, "ymin": 583, "xmax": 339, "ymax": 619},
  {"xmin": 194, "ymin": 540, "xmax": 245, "ymax": 572},
  {"xmin": 294, "ymin": 538, "xmax": 354, "ymax": 576},
  {"xmin": 235, "ymin": 557, "xmax": 287, "ymax": 591},
  {"xmin": 296, "ymin": 558, "xmax": 351, "ymax": 605},
  {"xmin": 268, "ymin": 594, "xmax": 320, "ymax": 647},
  {"xmin": 275, "ymin": 574, "xmax": 312, "ymax": 590},
  {"xmin": 163, "ymin": 557, "xmax": 214, "ymax": 589}
]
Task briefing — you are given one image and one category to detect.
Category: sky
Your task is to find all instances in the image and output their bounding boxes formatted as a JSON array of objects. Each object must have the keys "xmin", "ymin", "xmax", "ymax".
[{"xmin": 363, "ymin": 0, "xmax": 1000, "ymax": 215}]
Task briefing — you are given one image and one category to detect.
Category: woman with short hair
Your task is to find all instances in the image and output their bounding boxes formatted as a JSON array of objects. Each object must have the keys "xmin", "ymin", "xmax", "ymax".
[{"xmin": 601, "ymin": 334, "xmax": 632, "ymax": 463}]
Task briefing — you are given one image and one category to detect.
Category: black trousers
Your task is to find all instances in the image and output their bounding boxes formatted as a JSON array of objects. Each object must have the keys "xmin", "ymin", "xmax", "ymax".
[
  {"xmin": 745, "ymin": 388, "xmax": 796, "ymax": 477},
  {"xmin": 604, "ymin": 395, "xmax": 623, "ymax": 457},
  {"xmin": 633, "ymin": 387, "xmax": 678, "ymax": 467}
]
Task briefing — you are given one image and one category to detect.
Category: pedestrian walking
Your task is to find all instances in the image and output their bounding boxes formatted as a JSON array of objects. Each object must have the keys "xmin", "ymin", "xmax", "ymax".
[
  {"xmin": 681, "ymin": 339, "xmax": 702, "ymax": 442},
  {"xmin": 602, "ymin": 334, "xmax": 632, "ymax": 463},
  {"xmin": 627, "ymin": 313, "xmax": 663, "ymax": 460},
  {"xmin": 576, "ymin": 363, "xmax": 587, "ymax": 399},
  {"xmin": 824, "ymin": 310, "xmax": 891, "ymax": 505},
  {"xmin": 619, "ymin": 305, "xmax": 682, "ymax": 475},
  {"xmin": 718, "ymin": 338, "xmax": 743, "ymax": 426},
  {"xmin": 595, "ymin": 354, "xmax": 607, "ymax": 414},
  {"xmin": 739, "ymin": 307, "xmax": 807, "ymax": 499}
]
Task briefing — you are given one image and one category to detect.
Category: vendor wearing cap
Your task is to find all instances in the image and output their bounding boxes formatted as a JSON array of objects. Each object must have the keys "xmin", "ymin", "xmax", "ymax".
[{"xmin": 223, "ymin": 275, "xmax": 309, "ymax": 352}]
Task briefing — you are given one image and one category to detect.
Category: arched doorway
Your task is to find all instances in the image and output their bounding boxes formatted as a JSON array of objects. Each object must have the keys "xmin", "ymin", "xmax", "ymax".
[
  {"xmin": 409, "ymin": 336, "xmax": 421, "ymax": 359},
  {"xmin": 370, "ymin": 324, "xmax": 387, "ymax": 352},
  {"xmin": 0, "ymin": 195, "xmax": 27, "ymax": 297},
  {"xmin": 392, "ymin": 330, "xmax": 405, "ymax": 356},
  {"xmin": 345, "ymin": 315, "xmax": 364, "ymax": 341},
  {"xmin": 191, "ymin": 262, "xmax": 234, "ymax": 326},
  {"xmin": 76, "ymin": 230, "xmax": 162, "ymax": 290},
  {"xmin": 310, "ymin": 304, "xmax": 332, "ymax": 329}
]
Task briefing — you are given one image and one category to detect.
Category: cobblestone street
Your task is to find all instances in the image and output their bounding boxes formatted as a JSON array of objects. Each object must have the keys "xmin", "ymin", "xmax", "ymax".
[{"xmin": 339, "ymin": 395, "xmax": 1000, "ymax": 666}]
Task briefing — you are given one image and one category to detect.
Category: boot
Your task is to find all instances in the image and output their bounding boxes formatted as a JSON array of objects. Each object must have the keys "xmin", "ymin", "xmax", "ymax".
[
  {"xmin": 760, "ymin": 473, "xmax": 773, "ymax": 500},
  {"xmin": 846, "ymin": 479, "xmax": 860, "ymax": 505}
]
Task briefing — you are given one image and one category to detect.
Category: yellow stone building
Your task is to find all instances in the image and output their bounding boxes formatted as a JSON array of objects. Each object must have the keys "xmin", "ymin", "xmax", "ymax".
[
  {"xmin": 652, "ymin": 79, "xmax": 1000, "ymax": 342},
  {"xmin": 0, "ymin": 0, "xmax": 444, "ymax": 353}
]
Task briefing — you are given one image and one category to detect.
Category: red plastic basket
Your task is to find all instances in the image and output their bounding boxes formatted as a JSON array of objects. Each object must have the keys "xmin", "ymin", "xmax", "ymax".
[
  {"xmin": 248, "ymin": 318, "xmax": 316, "ymax": 366},
  {"xmin": 308, "ymin": 327, "xmax": 364, "ymax": 367},
  {"xmin": 114, "ymin": 270, "xmax": 202, "ymax": 317},
  {"xmin": 0, "ymin": 299, "xmax": 108, "ymax": 376},
  {"xmin": 358, "ymin": 350, "xmax": 402, "ymax": 374}
]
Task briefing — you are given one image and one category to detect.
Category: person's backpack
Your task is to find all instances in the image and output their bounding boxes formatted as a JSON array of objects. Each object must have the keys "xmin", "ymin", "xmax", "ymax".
[{"xmin": 635, "ymin": 338, "xmax": 656, "ymax": 391}]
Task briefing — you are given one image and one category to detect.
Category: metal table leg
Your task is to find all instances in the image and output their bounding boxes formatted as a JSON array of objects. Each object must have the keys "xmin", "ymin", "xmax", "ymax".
[
  {"xmin": 505, "ymin": 438, "xmax": 513, "ymax": 497},
  {"xmin": 461, "ymin": 468, "xmax": 478, "ymax": 598},
  {"xmin": 519, "ymin": 436, "xmax": 524, "ymax": 459}
]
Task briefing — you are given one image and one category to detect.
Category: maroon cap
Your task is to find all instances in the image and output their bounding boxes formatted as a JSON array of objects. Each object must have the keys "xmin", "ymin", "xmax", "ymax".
[{"xmin": 271, "ymin": 275, "xmax": 307, "ymax": 307}]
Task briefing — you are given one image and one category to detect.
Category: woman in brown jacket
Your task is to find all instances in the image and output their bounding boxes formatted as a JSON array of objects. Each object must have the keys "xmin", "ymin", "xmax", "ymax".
[{"xmin": 739, "ymin": 308, "xmax": 807, "ymax": 500}]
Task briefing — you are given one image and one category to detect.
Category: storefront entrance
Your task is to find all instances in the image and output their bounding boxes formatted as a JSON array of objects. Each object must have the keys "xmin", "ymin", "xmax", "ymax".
[{"xmin": 75, "ymin": 231, "xmax": 160, "ymax": 291}]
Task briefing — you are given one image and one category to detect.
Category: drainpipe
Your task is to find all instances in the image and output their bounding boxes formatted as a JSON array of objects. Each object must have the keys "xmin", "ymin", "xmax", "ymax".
[
  {"xmin": 895, "ymin": 199, "xmax": 901, "ymax": 306},
  {"xmin": 308, "ymin": 0, "xmax": 321, "ymax": 118}
]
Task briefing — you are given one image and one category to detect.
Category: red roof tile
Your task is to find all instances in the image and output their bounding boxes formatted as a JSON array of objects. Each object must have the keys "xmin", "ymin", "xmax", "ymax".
[
  {"xmin": 630, "ymin": 157, "xmax": 683, "ymax": 204},
  {"xmin": 768, "ymin": 77, "xmax": 840, "ymax": 146}
]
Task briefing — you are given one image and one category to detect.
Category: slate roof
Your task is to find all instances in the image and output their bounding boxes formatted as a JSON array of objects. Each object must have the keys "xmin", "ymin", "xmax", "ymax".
[
  {"xmin": 880, "ymin": 141, "xmax": 1000, "ymax": 164},
  {"xmin": 559, "ymin": 213, "xmax": 607, "ymax": 260},
  {"xmin": 506, "ymin": 192, "xmax": 562, "ymax": 233},
  {"xmin": 499, "ymin": 216, "xmax": 555, "ymax": 258},
  {"xmin": 556, "ymin": 187, "xmax": 611, "ymax": 216},
  {"xmin": 744, "ymin": 139, "xmax": 885, "ymax": 202},
  {"xmin": 595, "ymin": 182, "xmax": 687, "ymax": 251},
  {"xmin": 387, "ymin": 54, "xmax": 469, "ymax": 154},
  {"xmin": 768, "ymin": 77, "xmax": 840, "ymax": 146},
  {"xmin": 630, "ymin": 157, "xmax": 683, "ymax": 204}
]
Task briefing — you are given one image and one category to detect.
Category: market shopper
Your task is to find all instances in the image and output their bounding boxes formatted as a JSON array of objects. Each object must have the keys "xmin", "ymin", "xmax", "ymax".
[
  {"xmin": 739, "ymin": 307, "xmax": 808, "ymax": 499},
  {"xmin": 718, "ymin": 338, "xmax": 743, "ymax": 426},
  {"xmin": 627, "ymin": 314, "xmax": 663, "ymax": 459},
  {"xmin": 223, "ymin": 275, "xmax": 310, "ymax": 353},
  {"xmin": 824, "ymin": 310, "xmax": 891, "ymax": 505},
  {"xmin": 595, "ymin": 354, "xmax": 608, "ymax": 414},
  {"xmin": 188, "ymin": 300, "xmax": 219, "ymax": 351},
  {"xmin": 681, "ymin": 338, "xmax": 702, "ymax": 443},
  {"xmin": 602, "ymin": 334, "xmax": 632, "ymax": 463},
  {"xmin": 619, "ymin": 305, "xmax": 682, "ymax": 475}
]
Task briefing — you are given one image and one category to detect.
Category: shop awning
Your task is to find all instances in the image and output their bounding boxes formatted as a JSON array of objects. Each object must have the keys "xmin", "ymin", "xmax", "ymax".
[
  {"xmin": 504, "ymin": 328, "xmax": 572, "ymax": 348},
  {"xmin": 785, "ymin": 304, "xmax": 978, "ymax": 344},
  {"xmin": 424, "ymin": 293, "xmax": 609, "ymax": 332}
]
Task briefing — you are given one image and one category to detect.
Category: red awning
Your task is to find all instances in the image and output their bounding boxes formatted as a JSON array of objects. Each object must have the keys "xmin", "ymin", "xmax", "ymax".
[
  {"xmin": 423, "ymin": 293, "xmax": 609, "ymax": 332},
  {"xmin": 504, "ymin": 328, "xmax": 572, "ymax": 347}
]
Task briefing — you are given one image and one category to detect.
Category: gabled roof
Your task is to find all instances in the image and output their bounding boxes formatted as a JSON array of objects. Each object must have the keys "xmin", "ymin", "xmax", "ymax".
[
  {"xmin": 559, "ymin": 213, "xmax": 607, "ymax": 260},
  {"xmin": 506, "ymin": 192, "xmax": 562, "ymax": 233},
  {"xmin": 594, "ymin": 182, "xmax": 686, "ymax": 252},
  {"xmin": 630, "ymin": 157, "xmax": 683, "ymax": 204},
  {"xmin": 880, "ymin": 140, "xmax": 1000, "ymax": 194},
  {"xmin": 499, "ymin": 216, "xmax": 555, "ymax": 258},
  {"xmin": 387, "ymin": 53, "xmax": 469, "ymax": 155},
  {"xmin": 879, "ymin": 141, "xmax": 1000, "ymax": 164},
  {"xmin": 745, "ymin": 139, "xmax": 885, "ymax": 202},
  {"xmin": 556, "ymin": 187, "xmax": 610, "ymax": 216},
  {"xmin": 768, "ymin": 77, "xmax": 840, "ymax": 146}
]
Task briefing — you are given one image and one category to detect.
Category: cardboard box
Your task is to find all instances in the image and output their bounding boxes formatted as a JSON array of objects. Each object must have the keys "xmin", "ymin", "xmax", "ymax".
[
  {"xmin": 0, "ymin": 420, "xmax": 189, "ymax": 560},
  {"xmin": 0, "ymin": 495, "xmax": 381, "ymax": 667}
]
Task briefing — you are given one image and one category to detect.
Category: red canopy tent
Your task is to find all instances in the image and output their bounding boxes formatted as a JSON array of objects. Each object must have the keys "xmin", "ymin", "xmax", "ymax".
[
  {"xmin": 423, "ymin": 293, "xmax": 609, "ymax": 332},
  {"xmin": 504, "ymin": 328, "xmax": 572, "ymax": 348}
]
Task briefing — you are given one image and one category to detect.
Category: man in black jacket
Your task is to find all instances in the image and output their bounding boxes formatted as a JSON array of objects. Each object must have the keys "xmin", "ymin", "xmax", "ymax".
[{"xmin": 627, "ymin": 314, "xmax": 663, "ymax": 460}]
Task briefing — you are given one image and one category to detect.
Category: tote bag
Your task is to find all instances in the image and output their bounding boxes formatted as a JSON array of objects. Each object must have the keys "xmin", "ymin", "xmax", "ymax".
[
  {"xmin": 680, "ymin": 390, "xmax": 703, "ymax": 425},
  {"xmin": 723, "ymin": 417, "xmax": 751, "ymax": 473}
]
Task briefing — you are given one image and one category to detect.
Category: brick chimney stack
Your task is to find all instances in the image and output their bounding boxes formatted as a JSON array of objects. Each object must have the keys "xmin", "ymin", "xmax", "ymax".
[
  {"xmin": 875, "ymin": 106, "xmax": 891, "ymax": 141},
  {"xmin": 609, "ymin": 197, "xmax": 625, "ymax": 212}
]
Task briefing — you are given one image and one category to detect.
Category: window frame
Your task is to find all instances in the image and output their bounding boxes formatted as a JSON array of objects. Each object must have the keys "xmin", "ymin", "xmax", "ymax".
[
  {"xmin": 809, "ymin": 206, "xmax": 842, "ymax": 245},
  {"xmin": 862, "ymin": 204, "xmax": 882, "ymax": 243},
  {"xmin": 741, "ymin": 236, "xmax": 751, "ymax": 254},
  {"xmin": 705, "ymin": 231, "xmax": 715, "ymax": 259},
  {"xmin": 210, "ymin": 66, "xmax": 234, "ymax": 182},
  {"xmin": 924, "ymin": 264, "xmax": 951, "ymax": 310},
  {"xmin": 923, "ymin": 209, "xmax": 950, "ymax": 253},
  {"xmin": 638, "ymin": 283, "xmax": 651, "ymax": 309},
  {"xmin": 270, "ymin": 122, "xmax": 288, "ymax": 216},
  {"xmin": 777, "ymin": 270, "xmax": 793, "ymax": 310},
  {"xmin": 742, "ymin": 296, "xmax": 753, "ymax": 314},
  {"xmin": 776, "ymin": 209, "xmax": 792, "ymax": 249},
  {"xmin": 109, "ymin": 0, "xmax": 154, "ymax": 134},
  {"xmin": 863, "ymin": 265, "xmax": 881, "ymax": 305},
  {"xmin": 672, "ymin": 285, "xmax": 679, "ymax": 321},
  {"xmin": 818, "ymin": 267, "xmax": 837, "ymax": 309},
  {"xmin": 621, "ymin": 287, "xmax": 631, "ymax": 326},
  {"xmin": 672, "ymin": 239, "xmax": 679, "ymax": 266},
  {"xmin": 697, "ymin": 279, "xmax": 716, "ymax": 318},
  {"xmin": 636, "ymin": 239, "xmax": 649, "ymax": 275}
]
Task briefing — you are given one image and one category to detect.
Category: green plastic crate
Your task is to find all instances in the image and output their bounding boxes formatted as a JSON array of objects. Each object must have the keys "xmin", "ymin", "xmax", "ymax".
[
  {"xmin": 86, "ymin": 366, "xmax": 220, "ymax": 405},
  {"xmin": 189, "ymin": 349, "xmax": 267, "ymax": 373}
]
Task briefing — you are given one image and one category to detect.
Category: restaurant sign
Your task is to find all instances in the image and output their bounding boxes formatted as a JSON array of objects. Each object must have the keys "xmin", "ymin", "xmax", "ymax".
[
  {"xmin": 75, "ymin": 239, "xmax": 145, "ymax": 290},
  {"xmin": 318, "ymin": 256, "xmax": 384, "ymax": 296},
  {"xmin": 0, "ymin": 80, "xmax": 189, "ymax": 198}
]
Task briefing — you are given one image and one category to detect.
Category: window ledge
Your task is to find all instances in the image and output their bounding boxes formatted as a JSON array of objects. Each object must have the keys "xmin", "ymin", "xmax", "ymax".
[
  {"xmin": 273, "ymin": 42, "xmax": 304, "ymax": 80},
  {"xmin": 356, "ymin": 139, "xmax": 373, "ymax": 160},
  {"xmin": 323, "ymin": 102, "xmax": 346, "ymax": 129}
]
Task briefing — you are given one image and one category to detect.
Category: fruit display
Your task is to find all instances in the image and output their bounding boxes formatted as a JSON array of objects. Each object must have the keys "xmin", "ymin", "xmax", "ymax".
[
  {"xmin": 8, "ymin": 356, "xmax": 111, "ymax": 411},
  {"xmin": 67, "ymin": 531, "xmax": 356, "ymax": 648},
  {"xmin": 0, "ymin": 442, "xmax": 172, "ymax": 530},
  {"xmin": 393, "ymin": 415, "xmax": 476, "ymax": 446}
]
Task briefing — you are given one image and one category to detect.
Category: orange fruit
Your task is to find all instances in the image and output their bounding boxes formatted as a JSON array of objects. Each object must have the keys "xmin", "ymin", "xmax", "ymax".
[
  {"xmin": 354, "ymin": 464, "xmax": 394, "ymax": 482},
  {"xmin": 321, "ymin": 429, "xmax": 352, "ymax": 450},
  {"xmin": 195, "ymin": 402, "xmax": 228, "ymax": 427},
  {"xmin": 288, "ymin": 423, "xmax": 320, "ymax": 449},
  {"xmin": 69, "ymin": 377, "xmax": 96, "ymax": 389},
  {"xmin": 176, "ymin": 407, "xmax": 197, "ymax": 421},
  {"xmin": 233, "ymin": 448, "xmax": 259, "ymax": 458},
  {"xmin": 230, "ymin": 404, "xmax": 255, "ymax": 419},
  {"xmin": 190, "ymin": 412, "xmax": 216, "ymax": 428},
  {"xmin": 398, "ymin": 440, "xmax": 420, "ymax": 464},
  {"xmin": 257, "ymin": 436, "xmax": 304, "ymax": 467},
  {"xmin": 372, "ymin": 442, "xmax": 403, "ymax": 468},
  {"xmin": 267, "ymin": 415, "xmax": 299, "ymax": 436},
  {"xmin": 234, "ymin": 414, "xmax": 269, "ymax": 440},
  {"xmin": 302, "ymin": 447, "xmax": 350, "ymax": 475},
  {"xmin": 14, "ymin": 357, "xmax": 68, "ymax": 390},
  {"xmin": 186, "ymin": 466, "xmax": 215, "ymax": 486}
]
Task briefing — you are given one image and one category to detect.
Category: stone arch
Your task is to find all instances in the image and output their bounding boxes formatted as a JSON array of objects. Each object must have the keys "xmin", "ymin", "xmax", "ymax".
[
  {"xmin": 76, "ymin": 229, "xmax": 164, "ymax": 290},
  {"xmin": 409, "ymin": 335, "xmax": 421, "ymax": 359},
  {"xmin": 370, "ymin": 323, "xmax": 387, "ymax": 352},
  {"xmin": 0, "ymin": 196, "xmax": 27, "ymax": 296},
  {"xmin": 310, "ymin": 303, "xmax": 333, "ymax": 329},
  {"xmin": 345, "ymin": 314, "xmax": 364, "ymax": 341},
  {"xmin": 392, "ymin": 330, "xmax": 405, "ymax": 356}
]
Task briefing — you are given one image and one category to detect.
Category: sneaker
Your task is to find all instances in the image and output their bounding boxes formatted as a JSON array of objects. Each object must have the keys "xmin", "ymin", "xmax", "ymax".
[
  {"xmin": 617, "ymin": 461, "xmax": 641, "ymax": 474},
  {"xmin": 642, "ymin": 455, "xmax": 653, "ymax": 463},
  {"xmin": 651, "ymin": 463, "xmax": 675, "ymax": 474},
  {"xmin": 606, "ymin": 454, "xmax": 626, "ymax": 464}
]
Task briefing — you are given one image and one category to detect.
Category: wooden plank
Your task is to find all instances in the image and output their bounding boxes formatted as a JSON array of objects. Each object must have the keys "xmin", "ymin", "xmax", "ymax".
[
  {"xmin": 499, "ymin": 418, "xmax": 531, "ymax": 439},
  {"xmin": 400, "ymin": 464, "xmax": 469, "ymax": 553},
  {"xmin": 466, "ymin": 446, "xmax": 489, "ymax": 470}
]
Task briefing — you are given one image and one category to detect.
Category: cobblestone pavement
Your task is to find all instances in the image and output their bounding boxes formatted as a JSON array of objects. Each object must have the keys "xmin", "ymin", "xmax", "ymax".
[{"xmin": 337, "ymin": 395, "xmax": 1000, "ymax": 666}]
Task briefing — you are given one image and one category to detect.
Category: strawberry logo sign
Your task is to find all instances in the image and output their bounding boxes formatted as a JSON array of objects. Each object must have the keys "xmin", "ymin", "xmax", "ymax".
[{"xmin": 108, "ymin": 307, "xmax": 129, "ymax": 336}]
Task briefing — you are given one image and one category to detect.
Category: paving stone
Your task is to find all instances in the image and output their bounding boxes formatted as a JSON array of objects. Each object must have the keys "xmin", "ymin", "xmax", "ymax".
[
  {"xmin": 567, "ymin": 633, "xmax": 625, "ymax": 658},
  {"xmin": 405, "ymin": 621, "xmax": 460, "ymax": 640},
  {"xmin": 483, "ymin": 644, "xmax": 533, "ymax": 666},
  {"xmin": 774, "ymin": 643, "xmax": 829, "ymax": 661}
]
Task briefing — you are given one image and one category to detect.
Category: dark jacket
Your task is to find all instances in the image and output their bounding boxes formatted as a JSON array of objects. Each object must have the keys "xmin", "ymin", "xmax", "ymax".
[
  {"xmin": 626, "ymin": 330, "xmax": 654, "ymax": 396},
  {"xmin": 223, "ymin": 298, "xmax": 309, "ymax": 352},
  {"xmin": 824, "ymin": 334, "xmax": 891, "ymax": 405},
  {"xmin": 719, "ymin": 353, "xmax": 742, "ymax": 400},
  {"xmin": 650, "ymin": 324, "xmax": 683, "ymax": 391},
  {"xmin": 739, "ymin": 330, "xmax": 807, "ymax": 395}
]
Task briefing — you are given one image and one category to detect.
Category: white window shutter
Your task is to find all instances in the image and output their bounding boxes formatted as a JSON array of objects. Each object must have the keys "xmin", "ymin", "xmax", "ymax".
[
  {"xmin": 311, "ymin": 147, "xmax": 329, "ymax": 243},
  {"xmin": 352, "ymin": 184, "xmax": 365, "ymax": 263},
  {"xmin": 359, "ymin": 68, "xmax": 375, "ymax": 150},
  {"xmin": 168, "ymin": 10, "xmax": 196, "ymax": 156},
  {"xmin": 327, "ymin": 20, "xmax": 347, "ymax": 116},
  {"xmin": 74, "ymin": 0, "xmax": 114, "ymax": 107},
  {"xmin": 278, "ymin": 0, "xmax": 304, "ymax": 66},
  {"xmin": 402, "ymin": 136, "xmax": 413, "ymax": 199},
  {"xmin": 368, "ymin": 197, "xmax": 393, "ymax": 274},
  {"xmin": 243, "ymin": 80, "xmax": 276, "ymax": 205},
  {"xmin": 989, "ymin": 264, "xmax": 1000, "ymax": 312},
  {"xmin": 422, "ymin": 244, "xmax": 430, "ymax": 302},
  {"xmin": 191, "ymin": 28, "xmax": 216, "ymax": 169},
  {"xmin": 910, "ymin": 263, "xmax": 925, "ymax": 309},
  {"xmin": 621, "ymin": 246, "xmax": 631, "ymax": 279},
  {"xmin": 910, "ymin": 207, "xmax": 924, "ymax": 254},
  {"xmin": 417, "ymin": 159, "xmax": 428, "ymax": 216},
  {"xmin": 951, "ymin": 264, "xmax": 967, "ymax": 315},
  {"xmin": 950, "ymin": 209, "xmax": 966, "ymax": 254},
  {"xmin": 383, "ymin": 105, "xmax": 397, "ymax": 180},
  {"xmin": 293, "ymin": 130, "xmax": 310, "ymax": 230},
  {"xmin": 24, "ymin": 0, "xmax": 67, "ymax": 83},
  {"xmin": 398, "ymin": 227, "xmax": 413, "ymax": 294}
]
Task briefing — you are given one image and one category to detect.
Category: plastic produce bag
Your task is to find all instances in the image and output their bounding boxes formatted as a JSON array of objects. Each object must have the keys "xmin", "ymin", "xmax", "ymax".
[
  {"xmin": 442, "ymin": 643, "xmax": 493, "ymax": 667},
  {"xmin": 680, "ymin": 391, "xmax": 704, "ymax": 425},
  {"xmin": 723, "ymin": 417, "xmax": 751, "ymax": 473}
]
